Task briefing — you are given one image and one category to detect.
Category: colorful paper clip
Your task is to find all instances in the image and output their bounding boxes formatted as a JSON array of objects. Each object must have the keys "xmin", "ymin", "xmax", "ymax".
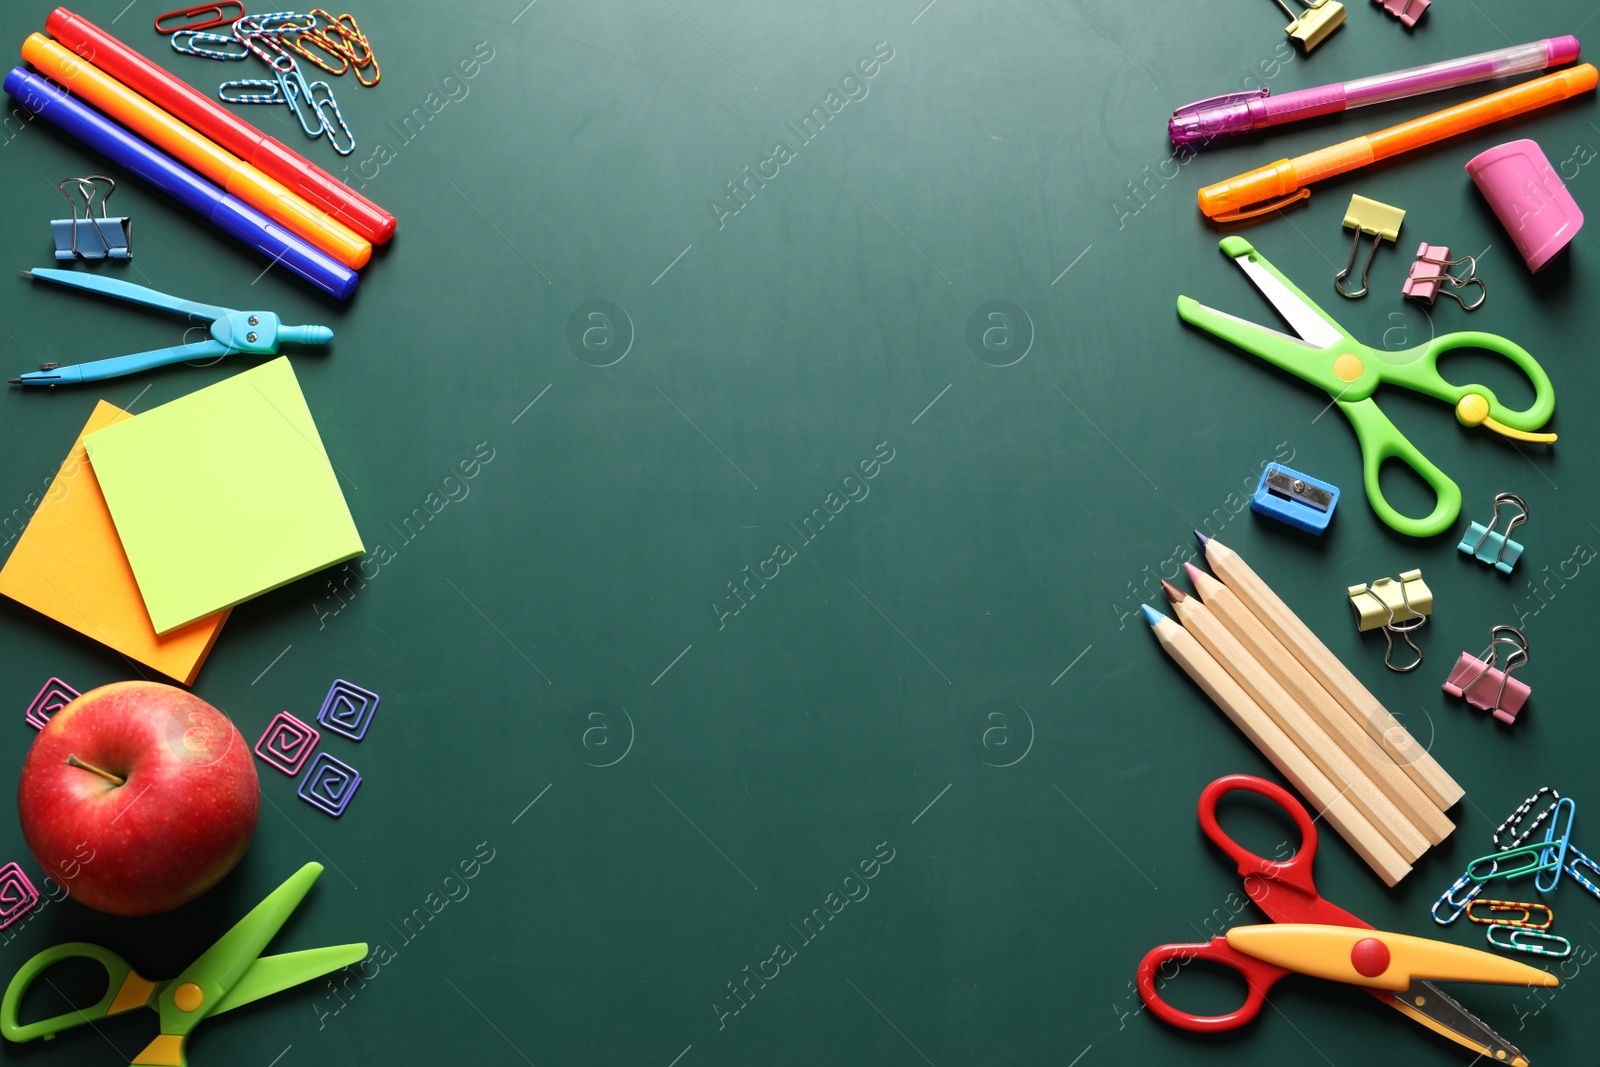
[
  {"xmin": 1336, "ymin": 195, "xmax": 1404, "ymax": 298},
  {"xmin": 1272, "ymin": 0, "xmax": 1346, "ymax": 52},
  {"xmin": 317, "ymin": 679, "xmax": 379, "ymax": 741},
  {"xmin": 1348, "ymin": 569, "xmax": 1430, "ymax": 672},
  {"xmin": 171, "ymin": 30, "xmax": 250, "ymax": 60},
  {"xmin": 154, "ymin": 2, "xmax": 245, "ymax": 34},
  {"xmin": 1467, "ymin": 843, "xmax": 1562, "ymax": 883},
  {"xmin": 1486, "ymin": 925, "xmax": 1571, "ymax": 958},
  {"xmin": 0, "ymin": 862, "xmax": 40, "ymax": 932},
  {"xmin": 24, "ymin": 678, "xmax": 80, "ymax": 730},
  {"xmin": 1251, "ymin": 463, "xmax": 1339, "ymax": 534},
  {"xmin": 297, "ymin": 751, "xmax": 362, "ymax": 817},
  {"xmin": 1496, "ymin": 787, "xmax": 1562, "ymax": 849},
  {"xmin": 1566, "ymin": 844, "xmax": 1600, "ymax": 902},
  {"xmin": 51, "ymin": 176, "xmax": 131, "ymax": 261},
  {"xmin": 1402, "ymin": 243, "xmax": 1485, "ymax": 310},
  {"xmin": 254, "ymin": 711, "xmax": 321, "ymax": 776},
  {"xmin": 1536, "ymin": 796, "xmax": 1575, "ymax": 893},
  {"xmin": 1431, "ymin": 869, "xmax": 1485, "ymax": 924},
  {"xmin": 1466, "ymin": 899, "xmax": 1553, "ymax": 930},
  {"xmin": 1374, "ymin": 0, "xmax": 1428, "ymax": 28},
  {"xmin": 1443, "ymin": 626, "xmax": 1531, "ymax": 725},
  {"xmin": 1458, "ymin": 492, "xmax": 1527, "ymax": 573}
]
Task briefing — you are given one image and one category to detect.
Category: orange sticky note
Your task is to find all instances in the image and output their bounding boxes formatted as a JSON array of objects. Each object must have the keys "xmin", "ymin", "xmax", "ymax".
[{"xmin": 0, "ymin": 401, "xmax": 227, "ymax": 685}]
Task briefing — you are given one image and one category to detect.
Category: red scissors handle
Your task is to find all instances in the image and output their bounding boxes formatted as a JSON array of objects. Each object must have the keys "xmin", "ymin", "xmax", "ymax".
[
  {"xmin": 1136, "ymin": 937, "xmax": 1293, "ymax": 1032},
  {"xmin": 1198, "ymin": 774, "xmax": 1367, "ymax": 928}
]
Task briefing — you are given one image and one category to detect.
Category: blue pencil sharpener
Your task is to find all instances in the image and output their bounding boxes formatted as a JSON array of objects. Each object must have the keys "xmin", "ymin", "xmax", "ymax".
[{"xmin": 1251, "ymin": 463, "xmax": 1339, "ymax": 534}]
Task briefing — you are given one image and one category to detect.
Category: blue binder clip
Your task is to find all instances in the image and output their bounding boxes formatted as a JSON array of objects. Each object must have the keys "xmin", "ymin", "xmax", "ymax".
[
  {"xmin": 1458, "ymin": 493, "xmax": 1527, "ymax": 573},
  {"xmin": 50, "ymin": 176, "xmax": 131, "ymax": 261},
  {"xmin": 1250, "ymin": 463, "xmax": 1339, "ymax": 534}
]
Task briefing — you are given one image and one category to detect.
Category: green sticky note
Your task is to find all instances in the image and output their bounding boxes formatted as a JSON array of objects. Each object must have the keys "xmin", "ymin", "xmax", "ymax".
[{"xmin": 85, "ymin": 358, "xmax": 364, "ymax": 634}]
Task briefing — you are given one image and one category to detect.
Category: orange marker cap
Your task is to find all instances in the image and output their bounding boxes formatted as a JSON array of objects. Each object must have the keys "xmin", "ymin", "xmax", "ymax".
[{"xmin": 1197, "ymin": 159, "xmax": 1305, "ymax": 222}]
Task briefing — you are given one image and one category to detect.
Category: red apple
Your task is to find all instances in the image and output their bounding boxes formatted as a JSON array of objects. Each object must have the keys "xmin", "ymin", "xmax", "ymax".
[{"xmin": 18, "ymin": 681, "xmax": 259, "ymax": 916}]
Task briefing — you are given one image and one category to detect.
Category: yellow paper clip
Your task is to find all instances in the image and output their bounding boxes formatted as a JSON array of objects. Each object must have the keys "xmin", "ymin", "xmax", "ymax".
[
  {"xmin": 1348, "ymin": 569, "xmax": 1431, "ymax": 672},
  {"xmin": 1336, "ymin": 195, "xmax": 1405, "ymax": 298},
  {"xmin": 1274, "ymin": 0, "xmax": 1346, "ymax": 52}
]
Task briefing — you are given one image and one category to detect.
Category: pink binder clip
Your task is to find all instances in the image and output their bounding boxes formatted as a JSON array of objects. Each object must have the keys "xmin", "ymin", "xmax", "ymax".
[
  {"xmin": 1444, "ymin": 626, "xmax": 1531, "ymax": 725},
  {"xmin": 1375, "ymin": 0, "xmax": 1428, "ymax": 28},
  {"xmin": 1403, "ymin": 243, "xmax": 1485, "ymax": 309}
]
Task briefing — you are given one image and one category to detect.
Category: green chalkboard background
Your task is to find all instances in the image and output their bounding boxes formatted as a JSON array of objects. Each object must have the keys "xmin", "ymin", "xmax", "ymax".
[{"xmin": 2, "ymin": 1, "xmax": 1599, "ymax": 1064}]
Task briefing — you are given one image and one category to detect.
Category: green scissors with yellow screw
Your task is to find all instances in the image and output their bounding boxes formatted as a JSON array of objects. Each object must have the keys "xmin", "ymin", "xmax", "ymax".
[
  {"xmin": 1179, "ymin": 237, "xmax": 1556, "ymax": 538},
  {"xmin": 1, "ymin": 863, "xmax": 365, "ymax": 1066}
]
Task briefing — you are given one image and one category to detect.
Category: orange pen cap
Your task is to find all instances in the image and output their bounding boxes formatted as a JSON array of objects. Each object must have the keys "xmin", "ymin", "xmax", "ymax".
[{"xmin": 1197, "ymin": 159, "xmax": 1307, "ymax": 222}]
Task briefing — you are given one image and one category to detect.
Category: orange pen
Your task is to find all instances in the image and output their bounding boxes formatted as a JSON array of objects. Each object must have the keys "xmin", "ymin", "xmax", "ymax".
[
  {"xmin": 22, "ymin": 33, "xmax": 371, "ymax": 269},
  {"xmin": 1199, "ymin": 63, "xmax": 1599, "ymax": 222}
]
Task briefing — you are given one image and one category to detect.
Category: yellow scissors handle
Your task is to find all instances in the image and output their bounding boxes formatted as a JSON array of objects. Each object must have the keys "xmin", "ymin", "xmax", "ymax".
[
  {"xmin": 1339, "ymin": 397, "xmax": 1463, "ymax": 539},
  {"xmin": 1, "ymin": 942, "xmax": 158, "ymax": 1043}
]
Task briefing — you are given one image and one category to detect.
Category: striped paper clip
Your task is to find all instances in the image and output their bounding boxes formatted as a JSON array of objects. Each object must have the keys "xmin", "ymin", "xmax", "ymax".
[
  {"xmin": 1487, "ymin": 926, "xmax": 1571, "ymax": 959},
  {"xmin": 1466, "ymin": 899, "xmax": 1553, "ymax": 930}
]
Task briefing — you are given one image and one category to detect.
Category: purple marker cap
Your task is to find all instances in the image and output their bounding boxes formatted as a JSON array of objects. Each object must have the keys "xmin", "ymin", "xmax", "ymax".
[
  {"xmin": 1546, "ymin": 36, "xmax": 1581, "ymax": 66},
  {"xmin": 1168, "ymin": 90, "xmax": 1269, "ymax": 147}
]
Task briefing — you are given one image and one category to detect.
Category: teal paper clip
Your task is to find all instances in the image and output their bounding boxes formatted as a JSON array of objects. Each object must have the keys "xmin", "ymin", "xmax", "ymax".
[
  {"xmin": 1536, "ymin": 797, "xmax": 1576, "ymax": 893},
  {"xmin": 1459, "ymin": 493, "xmax": 1527, "ymax": 573},
  {"xmin": 1466, "ymin": 843, "xmax": 1561, "ymax": 882}
]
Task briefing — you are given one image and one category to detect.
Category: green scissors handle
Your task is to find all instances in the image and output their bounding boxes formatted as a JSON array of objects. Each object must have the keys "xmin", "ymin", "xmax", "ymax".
[
  {"xmin": 1376, "ymin": 331, "xmax": 1557, "ymax": 439},
  {"xmin": 1340, "ymin": 397, "xmax": 1463, "ymax": 538},
  {"xmin": 1, "ymin": 942, "xmax": 159, "ymax": 1043}
]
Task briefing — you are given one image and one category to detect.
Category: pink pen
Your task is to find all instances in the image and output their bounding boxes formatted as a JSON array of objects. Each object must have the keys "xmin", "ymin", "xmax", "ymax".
[{"xmin": 1170, "ymin": 36, "xmax": 1581, "ymax": 147}]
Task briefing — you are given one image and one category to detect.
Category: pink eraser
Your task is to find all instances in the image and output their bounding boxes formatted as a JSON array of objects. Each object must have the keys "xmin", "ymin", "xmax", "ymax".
[{"xmin": 1466, "ymin": 139, "xmax": 1584, "ymax": 272}]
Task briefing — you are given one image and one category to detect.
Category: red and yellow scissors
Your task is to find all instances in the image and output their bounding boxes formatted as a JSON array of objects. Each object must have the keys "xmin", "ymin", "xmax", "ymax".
[{"xmin": 1138, "ymin": 775, "xmax": 1555, "ymax": 1065}]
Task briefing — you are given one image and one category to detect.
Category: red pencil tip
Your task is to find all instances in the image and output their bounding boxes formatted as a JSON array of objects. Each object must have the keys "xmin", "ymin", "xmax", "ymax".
[{"xmin": 1161, "ymin": 579, "xmax": 1186, "ymax": 604}]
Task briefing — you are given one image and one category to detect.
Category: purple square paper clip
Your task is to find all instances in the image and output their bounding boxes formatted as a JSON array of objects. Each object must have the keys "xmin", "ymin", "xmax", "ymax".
[
  {"xmin": 316, "ymin": 679, "xmax": 379, "ymax": 741},
  {"xmin": 25, "ymin": 678, "xmax": 79, "ymax": 730},
  {"xmin": 297, "ymin": 752, "xmax": 362, "ymax": 817},
  {"xmin": 254, "ymin": 712, "xmax": 321, "ymax": 776}
]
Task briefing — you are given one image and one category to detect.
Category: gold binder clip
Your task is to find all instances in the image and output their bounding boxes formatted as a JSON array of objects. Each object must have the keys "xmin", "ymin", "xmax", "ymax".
[
  {"xmin": 1274, "ymin": 0, "xmax": 1346, "ymax": 52},
  {"xmin": 1348, "ymin": 569, "xmax": 1431, "ymax": 672},
  {"xmin": 1336, "ymin": 195, "xmax": 1405, "ymax": 298}
]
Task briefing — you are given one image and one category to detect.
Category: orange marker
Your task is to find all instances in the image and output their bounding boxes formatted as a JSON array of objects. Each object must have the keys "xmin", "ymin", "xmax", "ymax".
[
  {"xmin": 22, "ymin": 33, "xmax": 371, "ymax": 269},
  {"xmin": 1199, "ymin": 63, "xmax": 1598, "ymax": 221}
]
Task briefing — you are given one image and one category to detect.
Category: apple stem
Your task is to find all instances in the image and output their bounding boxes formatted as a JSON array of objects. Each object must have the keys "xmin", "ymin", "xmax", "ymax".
[{"xmin": 66, "ymin": 754, "xmax": 125, "ymax": 787}]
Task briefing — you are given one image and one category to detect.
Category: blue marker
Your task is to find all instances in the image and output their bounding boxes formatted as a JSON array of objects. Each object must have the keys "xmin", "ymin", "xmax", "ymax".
[{"xmin": 4, "ymin": 68, "xmax": 357, "ymax": 301}]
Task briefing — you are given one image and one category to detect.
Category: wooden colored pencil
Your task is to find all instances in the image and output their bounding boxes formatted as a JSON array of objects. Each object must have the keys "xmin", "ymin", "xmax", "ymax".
[
  {"xmin": 1186, "ymin": 563, "xmax": 1455, "ymax": 845},
  {"xmin": 1198, "ymin": 535, "xmax": 1463, "ymax": 810},
  {"xmin": 1143, "ymin": 605, "xmax": 1412, "ymax": 886},
  {"xmin": 1164, "ymin": 581, "xmax": 1429, "ymax": 862}
]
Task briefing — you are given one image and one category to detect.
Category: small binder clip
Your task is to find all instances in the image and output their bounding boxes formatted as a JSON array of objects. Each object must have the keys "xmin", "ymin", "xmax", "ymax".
[
  {"xmin": 50, "ymin": 176, "xmax": 131, "ymax": 261},
  {"xmin": 1443, "ymin": 625, "xmax": 1530, "ymax": 725},
  {"xmin": 1374, "ymin": 0, "xmax": 1428, "ymax": 28},
  {"xmin": 1336, "ymin": 195, "xmax": 1404, "ymax": 298},
  {"xmin": 1251, "ymin": 463, "xmax": 1339, "ymax": 534},
  {"xmin": 1402, "ymin": 243, "xmax": 1486, "ymax": 310},
  {"xmin": 1348, "ymin": 569, "xmax": 1430, "ymax": 672},
  {"xmin": 1458, "ymin": 492, "xmax": 1527, "ymax": 573},
  {"xmin": 1272, "ymin": 0, "xmax": 1346, "ymax": 52}
]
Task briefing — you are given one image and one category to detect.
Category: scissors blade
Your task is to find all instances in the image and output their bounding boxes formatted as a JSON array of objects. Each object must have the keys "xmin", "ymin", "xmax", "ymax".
[
  {"xmin": 1228, "ymin": 252, "xmax": 1342, "ymax": 350},
  {"xmin": 168, "ymin": 863, "xmax": 326, "ymax": 1015},
  {"xmin": 1381, "ymin": 981, "xmax": 1531, "ymax": 1067},
  {"xmin": 208, "ymin": 944, "xmax": 369, "ymax": 1017}
]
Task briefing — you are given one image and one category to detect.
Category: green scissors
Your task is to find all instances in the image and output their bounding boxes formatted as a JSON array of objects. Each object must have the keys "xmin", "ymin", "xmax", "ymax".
[
  {"xmin": 1179, "ymin": 237, "xmax": 1556, "ymax": 538},
  {"xmin": 2, "ymin": 863, "xmax": 365, "ymax": 1066}
]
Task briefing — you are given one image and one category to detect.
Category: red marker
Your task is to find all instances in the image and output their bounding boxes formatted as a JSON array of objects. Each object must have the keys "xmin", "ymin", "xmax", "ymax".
[{"xmin": 43, "ymin": 7, "xmax": 396, "ymax": 244}]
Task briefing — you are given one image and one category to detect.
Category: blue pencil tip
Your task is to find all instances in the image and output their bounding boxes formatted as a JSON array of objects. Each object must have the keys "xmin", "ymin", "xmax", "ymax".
[
  {"xmin": 1194, "ymin": 530, "xmax": 1211, "ymax": 548},
  {"xmin": 1141, "ymin": 604, "xmax": 1167, "ymax": 627}
]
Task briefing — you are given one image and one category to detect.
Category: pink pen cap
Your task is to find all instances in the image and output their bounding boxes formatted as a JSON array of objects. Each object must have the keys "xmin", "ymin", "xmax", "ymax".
[{"xmin": 1466, "ymin": 139, "xmax": 1584, "ymax": 272}]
